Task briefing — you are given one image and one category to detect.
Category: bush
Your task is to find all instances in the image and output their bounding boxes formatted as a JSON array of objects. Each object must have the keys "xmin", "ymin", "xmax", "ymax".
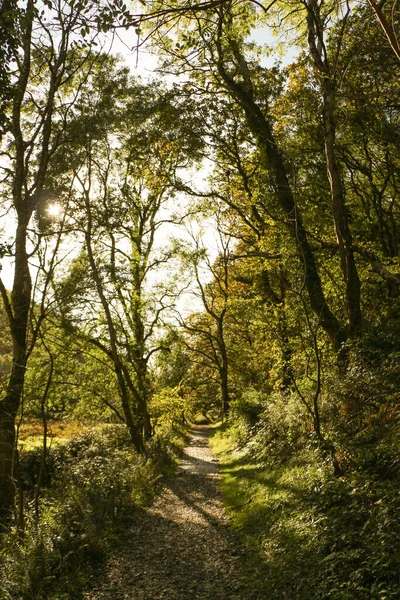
[
  {"xmin": 227, "ymin": 388, "xmax": 309, "ymax": 464},
  {"xmin": 214, "ymin": 425, "xmax": 400, "ymax": 600},
  {"xmin": 231, "ymin": 388, "xmax": 265, "ymax": 427},
  {"xmin": 323, "ymin": 334, "xmax": 400, "ymax": 476},
  {"xmin": 0, "ymin": 424, "xmax": 181, "ymax": 599}
]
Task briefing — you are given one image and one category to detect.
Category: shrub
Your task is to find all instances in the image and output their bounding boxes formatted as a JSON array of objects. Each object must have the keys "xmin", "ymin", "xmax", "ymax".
[
  {"xmin": 228, "ymin": 388, "xmax": 309, "ymax": 464},
  {"xmin": 0, "ymin": 424, "xmax": 180, "ymax": 599},
  {"xmin": 214, "ymin": 424, "xmax": 400, "ymax": 600}
]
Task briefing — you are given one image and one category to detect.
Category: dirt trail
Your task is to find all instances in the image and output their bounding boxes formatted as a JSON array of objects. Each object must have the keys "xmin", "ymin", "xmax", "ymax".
[{"xmin": 84, "ymin": 426, "xmax": 264, "ymax": 600}]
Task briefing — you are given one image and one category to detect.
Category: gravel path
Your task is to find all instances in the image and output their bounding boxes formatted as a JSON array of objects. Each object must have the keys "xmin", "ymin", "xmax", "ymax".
[{"xmin": 83, "ymin": 426, "xmax": 264, "ymax": 600}]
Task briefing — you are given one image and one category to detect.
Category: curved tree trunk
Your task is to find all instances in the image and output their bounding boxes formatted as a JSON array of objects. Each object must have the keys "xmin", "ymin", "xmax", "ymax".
[
  {"xmin": 322, "ymin": 80, "xmax": 362, "ymax": 336},
  {"xmin": 214, "ymin": 22, "xmax": 345, "ymax": 351}
]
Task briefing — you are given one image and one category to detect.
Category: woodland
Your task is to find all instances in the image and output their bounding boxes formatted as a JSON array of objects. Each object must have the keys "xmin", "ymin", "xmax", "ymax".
[{"xmin": 0, "ymin": 0, "xmax": 399, "ymax": 597}]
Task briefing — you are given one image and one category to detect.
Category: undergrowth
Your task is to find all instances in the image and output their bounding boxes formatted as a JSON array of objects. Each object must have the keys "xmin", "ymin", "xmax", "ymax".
[
  {"xmin": 211, "ymin": 424, "xmax": 400, "ymax": 600},
  {"xmin": 0, "ymin": 422, "xmax": 186, "ymax": 600}
]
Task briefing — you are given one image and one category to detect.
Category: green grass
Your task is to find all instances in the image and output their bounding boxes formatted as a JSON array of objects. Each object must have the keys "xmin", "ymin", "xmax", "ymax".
[
  {"xmin": 210, "ymin": 427, "xmax": 400, "ymax": 600},
  {"xmin": 17, "ymin": 420, "xmax": 107, "ymax": 451}
]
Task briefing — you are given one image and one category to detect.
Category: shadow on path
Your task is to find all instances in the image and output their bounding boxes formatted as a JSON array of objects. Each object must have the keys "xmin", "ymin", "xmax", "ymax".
[{"xmin": 84, "ymin": 426, "xmax": 268, "ymax": 600}]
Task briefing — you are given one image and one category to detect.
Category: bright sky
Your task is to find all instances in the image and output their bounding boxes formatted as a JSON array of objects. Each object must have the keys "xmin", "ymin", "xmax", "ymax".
[
  {"xmin": 0, "ymin": 14, "xmax": 296, "ymax": 294},
  {"xmin": 106, "ymin": 28, "xmax": 160, "ymax": 76}
]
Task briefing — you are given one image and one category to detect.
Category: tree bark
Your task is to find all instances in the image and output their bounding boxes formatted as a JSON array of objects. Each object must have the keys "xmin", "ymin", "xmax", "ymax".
[
  {"xmin": 305, "ymin": 0, "xmax": 362, "ymax": 337},
  {"xmin": 218, "ymin": 320, "xmax": 230, "ymax": 415},
  {"xmin": 214, "ymin": 24, "xmax": 345, "ymax": 350},
  {"xmin": 0, "ymin": 217, "xmax": 32, "ymax": 520},
  {"xmin": 0, "ymin": 0, "xmax": 34, "ymax": 515}
]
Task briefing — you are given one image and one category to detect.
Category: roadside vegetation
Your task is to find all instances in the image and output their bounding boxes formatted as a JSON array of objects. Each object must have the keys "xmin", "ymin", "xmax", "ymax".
[
  {"xmin": 212, "ymin": 406, "xmax": 400, "ymax": 600},
  {"xmin": 1, "ymin": 0, "xmax": 400, "ymax": 598},
  {"xmin": 1, "ymin": 420, "xmax": 187, "ymax": 600}
]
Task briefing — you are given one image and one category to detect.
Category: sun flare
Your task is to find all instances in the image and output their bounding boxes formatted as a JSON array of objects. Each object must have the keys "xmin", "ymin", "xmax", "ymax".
[{"xmin": 47, "ymin": 203, "xmax": 62, "ymax": 217}]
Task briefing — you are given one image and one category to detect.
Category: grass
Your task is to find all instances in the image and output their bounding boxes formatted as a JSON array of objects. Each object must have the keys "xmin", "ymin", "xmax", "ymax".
[
  {"xmin": 210, "ymin": 426, "xmax": 400, "ymax": 600},
  {"xmin": 17, "ymin": 420, "xmax": 109, "ymax": 450}
]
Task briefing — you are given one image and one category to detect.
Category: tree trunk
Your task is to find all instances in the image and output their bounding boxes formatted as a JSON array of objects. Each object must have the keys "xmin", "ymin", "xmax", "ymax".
[
  {"xmin": 0, "ymin": 405, "xmax": 17, "ymax": 522},
  {"xmin": 115, "ymin": 364, "xmax": 145, "ymax": 453},
  {"xmin": 220, "ymin": 368, "xmax": 230, "ymax": 416},
  {"xmin": 0, "ymin": 219, "xmax": 32, "ymax": 521},
  {"xmin": 0, "ymin": 0, "xmax": 35, "ymax": 522},
  {"xmin": 218, "ymin": 319, "xmax": 230, "ymax": 416},
  {"xmin": 278, "ymin": 311, "xmax": 294, "ymax": 391},
  {"xmin": 137, "ymin": 376, "xmax": 152, "ymax": 441},
  {"xmin": 322, "ymin": 80, "xmax": 362, "ymax": 337}
]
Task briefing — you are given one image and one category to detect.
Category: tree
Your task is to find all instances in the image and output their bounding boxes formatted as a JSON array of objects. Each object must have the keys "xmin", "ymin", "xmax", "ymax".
[
  {"xmin": 0, "ymin": 0, "xmax": 106, "ymax": 521},
  {"xmin": 176, "ymin": 215, "xmax": 233, "ymax": 418},
  {"xmin": 149, "ymin": 2, "xmax": 350, "ymax": 351},
  {"xmin": 53, "ymin": 72, "xmax": 201, "ymax": 451},
  {"xmin": 302, "ymin": 0, "xmax": 362, "ymax": 337}
]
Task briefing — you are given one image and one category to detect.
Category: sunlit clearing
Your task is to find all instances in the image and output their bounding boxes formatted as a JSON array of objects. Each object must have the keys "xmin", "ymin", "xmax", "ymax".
[{"xmin": 47, "ymin": 203, "xmax": 62, "ymax": 217}]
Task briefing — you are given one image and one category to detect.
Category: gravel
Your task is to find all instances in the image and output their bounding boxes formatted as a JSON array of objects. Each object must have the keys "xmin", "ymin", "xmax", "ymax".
[{"xmin": 83, "ymin": 426, "xmax": 265, "ymax": 600}]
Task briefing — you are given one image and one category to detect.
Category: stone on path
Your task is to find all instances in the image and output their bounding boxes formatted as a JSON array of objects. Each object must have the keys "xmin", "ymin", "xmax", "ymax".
[{"xmin": 84, "ymin": 426, "xmax": 262, "ymax": 600}]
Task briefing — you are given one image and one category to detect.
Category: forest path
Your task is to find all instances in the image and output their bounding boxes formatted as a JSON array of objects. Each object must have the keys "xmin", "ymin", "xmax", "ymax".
[{"xmin": 84, "ymin": 426, "xmax": 264, "ymax": 600}]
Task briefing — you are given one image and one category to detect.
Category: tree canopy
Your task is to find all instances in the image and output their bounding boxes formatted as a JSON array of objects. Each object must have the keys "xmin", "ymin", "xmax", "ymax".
[{"xmin": 0, "ymin": 0, "xmax": 400, "ymax": 596}]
